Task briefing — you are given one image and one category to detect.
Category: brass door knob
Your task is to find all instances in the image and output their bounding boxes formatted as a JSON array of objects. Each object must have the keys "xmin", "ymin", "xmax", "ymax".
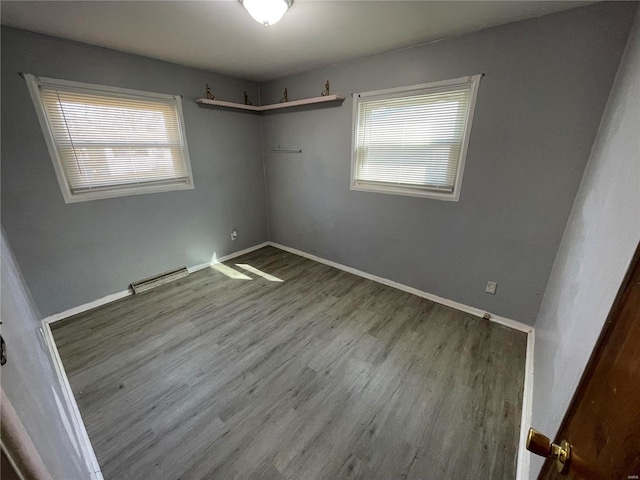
[
  {"xmin": 526, "ymin": 428, "xmax": 572, "ymax": 474},
  {"xmin": 527, "ymin": 428, "xmax": 552, "ymax": 456}
]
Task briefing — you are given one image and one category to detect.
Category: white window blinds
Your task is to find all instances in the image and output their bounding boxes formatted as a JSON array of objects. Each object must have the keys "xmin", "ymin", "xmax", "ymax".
[
  {"xmin": 352, "ymin": 75, "xmax": 480, "ymax": 200},
  {"xmin": 25, "ymin": 75, "xmax": 193, "ymax": 202}
]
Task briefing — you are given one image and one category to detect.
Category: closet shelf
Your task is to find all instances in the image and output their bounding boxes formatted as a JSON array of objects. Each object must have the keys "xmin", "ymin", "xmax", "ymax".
[{"xmin": 195, "ymin": 94, "xmax": 345, "ymax": 113}]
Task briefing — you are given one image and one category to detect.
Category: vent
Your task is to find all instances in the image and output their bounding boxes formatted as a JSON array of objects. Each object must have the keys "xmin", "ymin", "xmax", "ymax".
[{"xmin": 130, "ymin": 266, "xmax": 189, "ymax": 294}]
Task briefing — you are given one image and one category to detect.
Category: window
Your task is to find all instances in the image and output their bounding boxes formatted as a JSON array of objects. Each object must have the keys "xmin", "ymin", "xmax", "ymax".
[
  {"xmin": 25, "ymin": 74, "xmax": 193, "ymax": 203},
  {"xmin": 351, "ymin": 75, "xmax": 481, "ymax": 201}
]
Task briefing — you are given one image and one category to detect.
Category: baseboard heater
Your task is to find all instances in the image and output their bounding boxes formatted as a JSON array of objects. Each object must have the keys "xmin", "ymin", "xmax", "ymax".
[{"xmin": 130, "ymin": 266, "xmax": 189, "ymax": 294}]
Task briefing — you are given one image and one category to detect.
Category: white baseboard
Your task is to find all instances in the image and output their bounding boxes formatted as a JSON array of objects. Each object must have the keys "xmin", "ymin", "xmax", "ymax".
[
  {"xmin": 42, "ymin": 239, "xmax": 534, "ymax": 479},
  {"xmin": 186, "ymin": 262, "xmax": 211, "ymax": 274},
  {"xmin": 45, "ymin": 240, "xmax": 531, "ymax": 333},
  {"xmin": 40, "ymin": 322, "xmax": 103, "ymax": 480},
  {"xmin": 43, "ymin": 242, "xmax": 270, "ymax": 324},
  {"xmin": 516, "ymin": 329, "xmax": 535, "ymax": 480},
  {"xmin": 267, "ymin": 242, "xmax": 533, "ymax": 334},
  {"xmin": 43, "ymin": 289, "xmax": 131, "ymax": 325},
  {"xmin": 266, "ymin": 241, "xmax": 536, "ymax": 479},
  {"xmin": 39, "ymin": 241, "xmax": 270, "ymax": 478},
  {"xmin": 187, "ymin": 242, "xmax": 270, "ymax": 273}
]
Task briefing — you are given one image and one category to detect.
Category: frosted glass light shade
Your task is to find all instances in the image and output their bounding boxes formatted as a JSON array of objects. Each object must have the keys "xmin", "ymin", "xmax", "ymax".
[{"xmin": 241, "ymin": 0, "xmax": 292, "ymax": 26}]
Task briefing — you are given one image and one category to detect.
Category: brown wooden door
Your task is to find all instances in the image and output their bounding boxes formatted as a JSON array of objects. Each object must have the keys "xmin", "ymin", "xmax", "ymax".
[{"xmin": 538, "ymin": 243, "xmax": 640, "ymax": 479}]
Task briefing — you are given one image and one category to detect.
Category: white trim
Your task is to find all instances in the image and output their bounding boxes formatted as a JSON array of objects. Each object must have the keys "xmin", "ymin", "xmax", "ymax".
[
  {"xmin": 350, "ymin": 74, "xmax": 482, "ymax": 203},
  {"xmin": 210, "ymin": 242, "xmax": 269, "ymax": 265},
  {"xmin": 23, "ymin": 73, "xmax": 194, "ymax": 204},
  {"xmin": 39, "ymin": 241, "xmax": 270, "ymax": 479},
  {"xmin": 268, "ymin": 241, "xmax": 532, "ymax": 333},
  {"xmin": 44, "ymin": 242, "xmax": 270, "ymax": 324},
  {"xmin": 452, "ymin": 73, "xmax": 480, "ymax": 201},
  {"xmin": 187, "ymin": 261, "xmax": 212, "ymax": 274},
  {"xmin": 268, "ymin": 241, "xmax": 535, "ymax": 478},
  {"xmin": 31, "ymin": 75, "xmax": 180, "ymax": 101},
  {"xmin": 42, "ymin": 239, "xmax": 532, "ymax": 480},
  {"xmin": 174, "ymin": 94, "xmax": 194, "ymax": 192},
  {"xmin": 62, "ymin": 182, "xmax": 195, "ymax": 204},
  {"xmin": 40, "ymin": 321, "xmax": 102, "ymax": 480},
  {"xmin": 350, "ymin": 183, "xmax": 461, "ymax": 201},
  {"xmin": 516, "ymin": 329, "xmax": 535, "ymax": 480},
  {"xmin": 187, "ymin": 242, "xmax": 271, "ymax": 273},
  {"xmin": 43, "ymin": 289, "xmax": 132, "ymax": 325},
  {"xmin": 24, "ymin": 73, "xmax": 74, "ymax": 202},
  {"xmin": 356, "ymin": 75, "xmax": 480, "ymax": 99}
]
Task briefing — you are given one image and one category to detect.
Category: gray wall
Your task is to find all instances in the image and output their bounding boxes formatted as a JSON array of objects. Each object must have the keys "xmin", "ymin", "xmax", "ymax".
[
  {"xmin": 259, "ymin": 2, "xmax": 636, "ymax": 324},
  {"xmin": 530, "ymin": 9, "xmax": 640, "ymax": 478},
  {"xmin": 0, "ymin": 231, "xmax": 89, "ymax": 478},
  {"xmin": 1, "ymin": 27, "xmax": 268, "ymax": 317}
]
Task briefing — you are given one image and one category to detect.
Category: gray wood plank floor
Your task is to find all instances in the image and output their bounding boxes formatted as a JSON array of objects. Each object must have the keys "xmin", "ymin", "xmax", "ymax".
[{"xmin": 52, "ymin": 246, "xmax": 526, "ymax": 480}]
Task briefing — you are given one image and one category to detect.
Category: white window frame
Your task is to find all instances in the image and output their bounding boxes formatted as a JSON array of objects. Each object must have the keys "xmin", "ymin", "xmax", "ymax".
[
  {"xmin": 24, "ymin": 74, "xmax": 194, "ymax": 203},
  {"xmin": 350, "ymin": 75, "xmax": 481, "ymax": 202}
]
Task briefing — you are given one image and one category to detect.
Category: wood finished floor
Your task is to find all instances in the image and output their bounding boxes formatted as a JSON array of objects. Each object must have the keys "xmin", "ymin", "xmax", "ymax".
[{"xmin": 52, "ymin": 246, "xmax": 527, "ymax": 480}]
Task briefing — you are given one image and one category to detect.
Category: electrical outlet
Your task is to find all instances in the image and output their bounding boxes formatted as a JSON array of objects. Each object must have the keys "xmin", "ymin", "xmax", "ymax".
[
  {"xmin": 485, "ymin": 281, "xmax": 497, "ymax": 295},
  {"xmin": 231, "ymin": 230, "xmax": 238, "ymax": 241}
]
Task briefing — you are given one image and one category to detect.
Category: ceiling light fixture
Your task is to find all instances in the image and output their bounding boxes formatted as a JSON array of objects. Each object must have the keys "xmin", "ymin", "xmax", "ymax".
[{"xmin": 239, "ymin": 0, "xmax": 293, "ymax": 26}]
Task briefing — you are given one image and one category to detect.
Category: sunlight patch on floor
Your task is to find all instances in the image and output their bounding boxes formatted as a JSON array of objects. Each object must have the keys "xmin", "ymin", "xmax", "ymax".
[
  {"xmin": 212, "ymin": 263, "xmax": 252, "ymax": 280},
  {"xmin": 236, "ymin": 263, "xmax": 284, "ymax": 282}
]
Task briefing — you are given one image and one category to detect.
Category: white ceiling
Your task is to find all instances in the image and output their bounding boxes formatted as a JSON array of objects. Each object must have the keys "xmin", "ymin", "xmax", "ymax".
[{"xmin": 1, "ymin": 1, "xmax": 594, "ymax": 82}]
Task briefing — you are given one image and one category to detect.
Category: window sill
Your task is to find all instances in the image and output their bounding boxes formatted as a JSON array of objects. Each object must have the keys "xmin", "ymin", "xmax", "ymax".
[
  {"xmin": 62, "ymin": 182, "xmax": 194, "ymax": 203},
  {"xmin": 350, "ymin": 183, "xmax": 460, "ymax": 202}
]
